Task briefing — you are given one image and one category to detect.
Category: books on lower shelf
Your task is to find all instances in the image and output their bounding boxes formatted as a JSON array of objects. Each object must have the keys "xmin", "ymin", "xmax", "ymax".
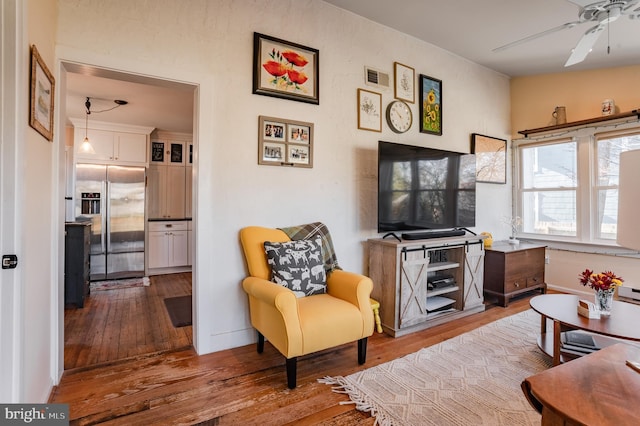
[{"xmin": 560, "ymin": 331, "xmax": 600, "ymax": 355}]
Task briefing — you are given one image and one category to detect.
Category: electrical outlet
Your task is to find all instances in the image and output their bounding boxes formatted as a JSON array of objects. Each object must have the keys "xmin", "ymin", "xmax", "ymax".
[{"xmin": 544, "ymin": 255, "xmax": 550, "ymax": 264}]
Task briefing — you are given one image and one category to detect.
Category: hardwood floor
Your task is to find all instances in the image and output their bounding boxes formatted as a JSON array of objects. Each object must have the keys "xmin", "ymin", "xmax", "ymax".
[
  {"xmin": 64, "ymin": 273, "xmax": 192, "ymax": 370},
  {"xmin": 52, "ymin": 279, "xmax": 543, "ymax": 425}
]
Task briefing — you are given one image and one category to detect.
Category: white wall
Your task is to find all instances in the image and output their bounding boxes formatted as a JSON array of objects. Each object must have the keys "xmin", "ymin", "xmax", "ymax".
[
  {"xmin": 55, "ymin": 0, "xmax": 512, "ymax": 355},
  {"xmin": 20, "ymin": 0, "xmax": 58, "ymax": 402}
]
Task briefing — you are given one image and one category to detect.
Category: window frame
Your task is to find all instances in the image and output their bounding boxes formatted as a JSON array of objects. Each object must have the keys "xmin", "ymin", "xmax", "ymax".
[{"xmin": 513, "ymin": 121, "xmax": 640, "ymax": 248}]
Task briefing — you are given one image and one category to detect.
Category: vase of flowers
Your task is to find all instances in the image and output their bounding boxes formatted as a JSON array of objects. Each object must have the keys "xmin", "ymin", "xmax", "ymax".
[{"xmin": 578, "ymin": 269, "xmax": 624, "ymax": 316}]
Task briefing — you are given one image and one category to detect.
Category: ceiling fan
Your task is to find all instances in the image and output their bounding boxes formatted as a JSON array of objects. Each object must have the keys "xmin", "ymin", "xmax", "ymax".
[{"xmin": 493, "ymin": 0, "xmax": 640, "ymax": 67}]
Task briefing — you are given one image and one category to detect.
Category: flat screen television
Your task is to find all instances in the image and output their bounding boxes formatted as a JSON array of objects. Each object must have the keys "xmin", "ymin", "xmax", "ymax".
[{"xmin": 377, "ymin": 141, "xmax": 476, "ymax": 238}]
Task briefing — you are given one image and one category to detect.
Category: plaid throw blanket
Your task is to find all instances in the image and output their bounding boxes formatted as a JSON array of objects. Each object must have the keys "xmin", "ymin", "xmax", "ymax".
[{"xmin": 279, "ymin": 222, "xmax": 341, "ymax": 274}]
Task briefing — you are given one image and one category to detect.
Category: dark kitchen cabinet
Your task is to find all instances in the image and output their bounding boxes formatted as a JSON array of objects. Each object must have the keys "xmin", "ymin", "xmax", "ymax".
[{"xmin": 65, "ymin": 222, "xmax": 91, "ymax": 308}]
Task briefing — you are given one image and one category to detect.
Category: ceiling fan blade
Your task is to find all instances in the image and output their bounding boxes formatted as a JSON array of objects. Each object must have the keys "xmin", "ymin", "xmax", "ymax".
[
  {"xmin": 492, "ymin": 21, "xmax": 582, "ymax": 52},
  {"xmin": 564, "ymin": 23, "xmax": 606, "ymax": 66},
  {"xmin": 565, "ymin": 0, "xmax": 597, "ymax": 7}
]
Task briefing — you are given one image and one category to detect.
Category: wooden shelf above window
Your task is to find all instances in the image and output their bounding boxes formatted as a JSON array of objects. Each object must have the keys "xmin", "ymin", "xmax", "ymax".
[{"xmin": 518, "ymin": 109, "xmax": 640, "ymax": 137}]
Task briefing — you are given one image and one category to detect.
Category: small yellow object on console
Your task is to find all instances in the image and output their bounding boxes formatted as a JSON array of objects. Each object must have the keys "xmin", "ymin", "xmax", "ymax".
[{"xmin": 480, "ymin": 232, "xmax": 493, "ymax": 247}]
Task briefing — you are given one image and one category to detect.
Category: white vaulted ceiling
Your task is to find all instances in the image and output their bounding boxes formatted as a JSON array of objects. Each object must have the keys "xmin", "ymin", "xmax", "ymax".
[{"xmin": 323, "ymin": 0, "xmax": 640, "ymax": 77}]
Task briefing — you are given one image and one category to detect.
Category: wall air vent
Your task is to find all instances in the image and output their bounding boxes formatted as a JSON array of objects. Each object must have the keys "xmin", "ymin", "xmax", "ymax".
[{"xmin": 364, "ymin": 66, "xmax": 390, "ymax": 90}]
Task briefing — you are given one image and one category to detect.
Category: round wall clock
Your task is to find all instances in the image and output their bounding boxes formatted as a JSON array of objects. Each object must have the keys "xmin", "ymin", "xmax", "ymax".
[{"xmin": 386, "ymin": 100, "xmax": 413, "ymax": 133}]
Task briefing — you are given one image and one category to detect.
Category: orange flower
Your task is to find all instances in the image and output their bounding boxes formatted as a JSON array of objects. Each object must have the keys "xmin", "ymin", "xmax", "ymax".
[
  {"xmin": 287, "ymin": 70, "xmax": 308, "ymax": 85},
  {"xmin": 281, "ymin": 50, "xmax": 308, "ymax": 67},
  {"xmin": 262, "ymin": 60, "xmax": 287, "ymax": 77}
]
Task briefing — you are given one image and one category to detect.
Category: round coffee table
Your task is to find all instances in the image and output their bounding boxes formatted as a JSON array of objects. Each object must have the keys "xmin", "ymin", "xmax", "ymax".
[{"xmin": 529, "ymin": 294, "xmax": 640, "ymax": 365}]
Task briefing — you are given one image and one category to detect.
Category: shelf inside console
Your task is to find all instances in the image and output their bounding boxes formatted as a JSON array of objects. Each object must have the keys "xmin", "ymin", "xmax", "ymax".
[
  {"xmin": 426, "ymin": 296, "xmax": 456, "ymax": 312},
  {"xmin": 428, "ymin": 261, "xmax": 460, "ymax": 272},
  {"xmin": 428, "ymin": 285, "xmax": 459, "ymax": 298}
]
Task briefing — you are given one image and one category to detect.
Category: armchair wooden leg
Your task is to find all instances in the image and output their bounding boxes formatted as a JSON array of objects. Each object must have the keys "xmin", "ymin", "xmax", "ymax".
[
  {"xmin": 286, "ymin": 357, "xmax": 297, "ymax": 389},
  {"xmin": 358, "ymin": 337, "xmax": 368, "ymax": 365},
  {"xmin": 257, "ymin": 332, "xmax": 265, "ymax": 354}
]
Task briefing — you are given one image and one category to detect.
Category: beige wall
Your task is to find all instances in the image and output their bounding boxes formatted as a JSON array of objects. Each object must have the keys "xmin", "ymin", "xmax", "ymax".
[
  {"xmin": 510, "ymin": 65, "xmax": 640, "ymax": 295},
  {"xmin": 510, "ymin": 64, "xmax": 640, "ymax": 138}
]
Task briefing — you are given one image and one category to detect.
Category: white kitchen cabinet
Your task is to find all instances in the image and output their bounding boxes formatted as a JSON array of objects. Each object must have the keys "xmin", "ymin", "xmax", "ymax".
[
  {"xmin": 185, "ymin": 165, "xmax": 192, "ymax": 218},
  {"xmin": 187, "ymin": 220, "xmax": 193, "ymax": 266},
  {"xmin": 115, "ymin": 133, "xmax": 148, "ymax": 163},
  {"xmin": 148, "ymin": 221, "xmax": 189, "ymax": 269},
  {"xmin": 147, "ymin": 165, "xmax": 186, "ymax": 219},
  {"xmin": 72, "ymin": 121, "xmax": 150, "ymax": 165},
  {"xmin": 150, "ymin": 140, "xmax": 185, "ymax": 165}
]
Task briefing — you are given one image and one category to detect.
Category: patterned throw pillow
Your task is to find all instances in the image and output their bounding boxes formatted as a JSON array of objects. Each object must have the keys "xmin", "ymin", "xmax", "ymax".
[{"xmin": 264, "ymin": 238, "xmax": 327, "ymax": 297}]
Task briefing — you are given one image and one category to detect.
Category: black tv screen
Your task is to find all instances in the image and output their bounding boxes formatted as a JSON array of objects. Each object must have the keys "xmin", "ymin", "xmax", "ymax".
[{"xmin": 377, "ymin": 141, "xmax": 476, "ymax": 233}]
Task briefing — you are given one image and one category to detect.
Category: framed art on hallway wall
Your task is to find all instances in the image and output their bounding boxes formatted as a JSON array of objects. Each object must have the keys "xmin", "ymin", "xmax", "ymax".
[{"xmin": 29, "ymin": 45, "xmax": 55, "ymax": 141}]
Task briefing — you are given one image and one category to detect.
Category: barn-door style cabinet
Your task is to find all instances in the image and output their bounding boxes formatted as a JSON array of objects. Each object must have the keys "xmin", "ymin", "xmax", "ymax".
[{"xmin": 368, "ymin": 234, "xmax": 486, "ymax": 337}]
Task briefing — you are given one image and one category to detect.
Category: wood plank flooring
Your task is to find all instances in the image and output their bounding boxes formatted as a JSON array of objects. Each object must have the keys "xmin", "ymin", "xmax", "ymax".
[
  {"xmin": 64, "ymin": 273, "xmax": 192, "ymax": 370},
  {"xmin": 52, "ymin": 276, "xmax": 544, "ymax": 425}
]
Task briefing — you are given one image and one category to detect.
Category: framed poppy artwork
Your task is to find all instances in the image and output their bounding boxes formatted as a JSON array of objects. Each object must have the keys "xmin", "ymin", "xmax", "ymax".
[
  {"xmin": 253, "ymin": 32, "xmax": 319, "ymax": 105},
  {"xmin": 419, "ymin": 74, "xmax": 442, "ymax": 135}
]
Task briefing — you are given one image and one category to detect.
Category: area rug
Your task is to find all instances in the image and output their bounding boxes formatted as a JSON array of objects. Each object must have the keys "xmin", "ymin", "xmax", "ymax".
[
  {"xmin": 90, "ymin": 276, "xmax": 150, "ymax": 291},
  {"xmin": 163, "ymin": 295, "xmax": 192, "ymax": 327},
  {"xmin": 320, "ymin": 309, "xmax": 551, "ymax": 426}
]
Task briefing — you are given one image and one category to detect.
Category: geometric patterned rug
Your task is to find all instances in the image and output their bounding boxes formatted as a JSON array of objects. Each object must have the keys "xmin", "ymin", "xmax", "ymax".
[
  {"xmin": 90, "ymin": 276, "xmax": 150, "ymax": 291},
  {"xmin": 320, "ymin": 309, "xmax": 552, "ymax": 426}
]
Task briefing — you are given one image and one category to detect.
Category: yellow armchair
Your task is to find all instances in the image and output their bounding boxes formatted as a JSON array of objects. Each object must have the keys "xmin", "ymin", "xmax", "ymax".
[{"xmin": 240, "ymin": 226, "xmax": 374, "ymax": 389}]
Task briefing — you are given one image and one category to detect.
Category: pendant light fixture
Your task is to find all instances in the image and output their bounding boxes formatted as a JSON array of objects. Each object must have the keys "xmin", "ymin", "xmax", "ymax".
[
  {"xmin": 78, "ymin": 97, "xmax": 128, "ymax": 154},
  {"xmin": 79, "ymin": 97, "xmax": 95, "ymax": 154}
]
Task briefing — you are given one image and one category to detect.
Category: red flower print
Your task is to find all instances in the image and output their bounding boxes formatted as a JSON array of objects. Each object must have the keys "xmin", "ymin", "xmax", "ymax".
[
  {"xmin": 287, "ymin": 70, "xmax": 308, "ymax": 85},
  {"xmin": 281, "ymin": 50, "xmax": 308, "ymax": 67},
  {"xmin": 263, "ymin": 60, "xmax": 287, "ymax": 77}
]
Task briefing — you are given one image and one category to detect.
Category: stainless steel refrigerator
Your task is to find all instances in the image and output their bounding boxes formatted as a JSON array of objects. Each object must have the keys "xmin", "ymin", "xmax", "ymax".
[{"xmin": 75, "ymin": 164, "xmax": 146, "ymax": 281}]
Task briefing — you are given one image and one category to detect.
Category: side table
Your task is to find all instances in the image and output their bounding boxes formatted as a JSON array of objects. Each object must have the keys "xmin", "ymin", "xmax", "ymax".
[{"xmin": 483, "ymin": 241, "xmax": 546, "ymax": 307}]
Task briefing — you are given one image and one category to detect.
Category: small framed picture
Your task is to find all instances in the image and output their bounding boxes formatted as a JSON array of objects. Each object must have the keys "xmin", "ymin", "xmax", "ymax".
[
  {"xmin": 253, "ymin": 32, "xmax": 319, "ymax": 105},
  {"xmin": 394, "ymin": 62, "xmax": 415, "ymax": 103},
  {"xmin": 263, "ymin": 119, "xmax": 286, "ymax": 141},
  {"xmin": 288, "ymin": 145, "xmax": 310, "ymax": 165},
  {"xmin": 262, "ymin": 142, "xmax": 286, "ymax": 163},
  {"xmin": 151, "ymin": 142, "xmax": 165, "ymax": 162},
  {"xmin": 258, "ymin": 116, "xmax": 314, "ymax": 168},
  {"xmin": 29, "ymin": 45, "xmax": 55, "ymax": 141},
  {"xmin": 288, "ymin": 124, "xmax": 310, "ymax": 143},
  {"xmin": 471, "ymin": 133, "xmax": 507, "ymax": 184},
  {"xmin": 419, "ymin": 74, "xmax": 442, "ymax": 135},
  {"xmin": 357, "ymin": 88, "xmax": 382, "ymax": 132},
  {"xmin": 170, "ymin": 143, "xmax": 183, "ymax": 163}
]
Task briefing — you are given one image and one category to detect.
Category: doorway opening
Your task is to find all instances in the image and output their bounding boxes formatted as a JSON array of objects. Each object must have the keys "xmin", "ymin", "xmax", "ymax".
[{"xmin": 60, "ymin": 61, "xmax": 197, "ymax": 370}]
